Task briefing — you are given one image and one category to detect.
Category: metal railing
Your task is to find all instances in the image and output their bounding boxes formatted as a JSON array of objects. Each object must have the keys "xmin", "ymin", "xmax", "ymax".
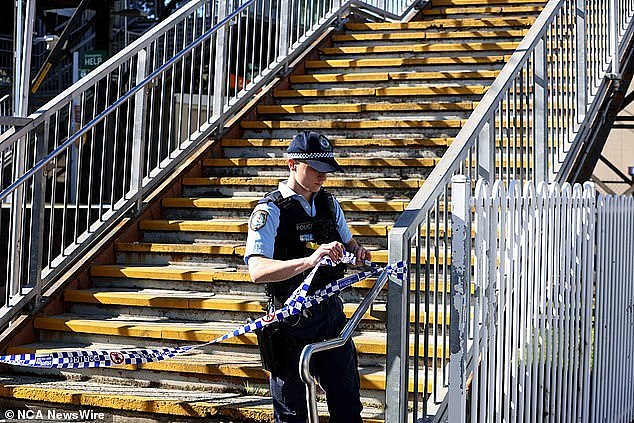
[
  {"xmin": 0, "ymin": 0, "xmax": 418, "ymax": 346},
  {"xmin": 299, "ymin": 269, "xmax": 391, "ymax": 423},
  {"xmin": 384, "ymin": 0, "xmax": 634, "ymax": 420}
]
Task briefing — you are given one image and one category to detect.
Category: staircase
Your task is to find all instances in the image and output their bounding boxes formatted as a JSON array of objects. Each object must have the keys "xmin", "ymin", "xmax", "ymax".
[{"xmin": 0, "ymin": 0, "xmax": 545, "ymax": 421}]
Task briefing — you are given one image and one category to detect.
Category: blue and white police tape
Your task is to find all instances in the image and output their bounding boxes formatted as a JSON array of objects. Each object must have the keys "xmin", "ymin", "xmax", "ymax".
[{"xmin": 0, "ymin": 253, "xmax": 407, "ymax": 369}]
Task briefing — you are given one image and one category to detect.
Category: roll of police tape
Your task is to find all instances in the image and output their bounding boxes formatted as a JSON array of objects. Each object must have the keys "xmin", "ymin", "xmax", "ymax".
[{"xmin": 0, "ymin": 255, "xmax": 407, "ymax": 369}]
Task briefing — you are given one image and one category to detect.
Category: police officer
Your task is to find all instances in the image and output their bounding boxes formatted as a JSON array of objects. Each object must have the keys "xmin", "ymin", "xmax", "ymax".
[{"xmin": 244, "ymin": 131, "xmax": 370, "ymax": 422}]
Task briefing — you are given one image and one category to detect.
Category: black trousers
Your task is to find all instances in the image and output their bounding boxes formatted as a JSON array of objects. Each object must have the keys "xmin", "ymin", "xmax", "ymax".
[{"xmin": 269, "ymin": 296, "xmax": 363, "ymax": 423}]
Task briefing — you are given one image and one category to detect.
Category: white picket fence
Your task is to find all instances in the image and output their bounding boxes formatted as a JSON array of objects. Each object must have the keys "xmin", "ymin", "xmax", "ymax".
[
  {"xmin": 449, "ymin": 178, "xmax": 634, "ymax": 423},
  {"xmin": 593, "ymin": 193, "xmax": 634, "ymax": 423}
]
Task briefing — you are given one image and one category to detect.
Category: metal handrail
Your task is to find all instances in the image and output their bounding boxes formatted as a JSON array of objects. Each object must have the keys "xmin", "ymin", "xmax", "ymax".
[
  {"xmin": 299, "ymin": 268, "xmax": 391, "ymax": 423},
  {"xmin": 0, "ymin": 0, "xmax": 255, "ymax": 202},
  {"xmin": 384, "ymin": 0, "xmax": 634, "ymax": 418},
  {"xmin": 0, "ymin": 0, "xmax": 418, "ymax": 332}
]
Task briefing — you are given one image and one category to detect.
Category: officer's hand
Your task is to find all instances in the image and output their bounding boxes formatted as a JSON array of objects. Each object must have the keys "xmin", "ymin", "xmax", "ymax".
[
  {"xmin": 307, "ymin": 241, "xmax": 346, "ymax": 267},
  {"xmin": 350, "ymin": 243, "xmax": 371, "ymax": 264}
]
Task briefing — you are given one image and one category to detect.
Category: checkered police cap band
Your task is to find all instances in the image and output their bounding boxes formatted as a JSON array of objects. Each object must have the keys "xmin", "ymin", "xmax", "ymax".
[{"xmin": 286, "ymin": 152, "xmax": 335, "ymax": 159}]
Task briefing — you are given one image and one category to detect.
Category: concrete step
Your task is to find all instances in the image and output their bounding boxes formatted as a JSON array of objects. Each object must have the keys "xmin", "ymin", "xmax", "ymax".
[
  {"xmin": 331, "ymin": 29, "xmax": 527, "ymax": 43},
  {"xmin": 138, "ymin": 219, "xmax": 395, "ymax": 237},
  {"xmin": 202, "ymin": 157, "xmax": 440, "ymax": 170},
  {"xmin": 32, "ymin": 315, "xmax": 448, "ymax": 355},
  {"xmin": 203, "ymin": 158, "xmax": 440, "ymax": 179},
  {"xmin": 181, "ymin": 175, "xmax": 426, "ymax": 198},
  {"xmin": 272, "ymin": 86, "xmax": 487, "ymax": 98},
  {"xmin": 238, "ymin": 120, "xmax": 464, "ymax": 140},
  {"xmin": 62, "ymin": 289, "xmax": 452, "ymax": 331},
  {"xmin": 221, "ymin": 137, "xmax": 451, "ymax": 147},
  {"xmin": 304, "ymin": 55, "xmax": 510, "ymax": 72},
  {"xmin": 62, "ymin": 289, "xmax": 387, "ymax": 331},
  {"xmin": 114, "ymin": 242, "xmax": 457, "ymax": 267},
  {"xmin": 5, "ymin": 343, "xmax": 435, "ymax": 399},
  {"xmin": 343, "ymin": 17, "xmax": 535, "ymax": 31},
  {"xmin": 289, "ymin": 70, "xmax": 498, "ymax": 84},
  {"xmin": 0, "ymin": 374, "xmax": 281, "ymax": 422},
  {"xmin": 160, "ymin": 196, "xmax": 410, "ymax": 221},
  {"xmin": 431, "ymin": 0, "xmax": 545, "ymax": 5},
  {"xmin": 420, "ymin": 4, "xmax": 543, "ymax": 16},
  {"xmin": 256, "ymin": 101, "xmax": 477, "ymax": 115},
  {"xmin": 318, "ymin": 41, "xmax": 519, "ymax": 56},
  {"xmin": 161, "ymin": 197, "xmax": 409, "ymax": 211}
]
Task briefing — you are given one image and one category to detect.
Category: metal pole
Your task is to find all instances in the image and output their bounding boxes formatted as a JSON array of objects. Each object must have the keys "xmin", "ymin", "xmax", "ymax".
[
  {"xmin": 212, "ymin": 0, "xmax": 228, "ymax": 129},
  {"xmin": 534, "ymin": 37, "xmax": 548, "ymax": 184},
  {"xmin": 70, "ymin": 52, "xmax": 80, "ymax": 204},
  {"xmin": 279, "ymin": 0, "xmax": 290, "ymax": 73},
  {"xmin": 19, "ymin": 0, "xmax": 36, "ymax": 116},
  {"xmin": 130, "ymin": 48, "xmax": 148, "ymax": 212},
  {"xmin": 608, "ymin": 0, "xmax": 620, "ymax": 79},
  {"xmin": 386, "ymin": 228, "xmax": 410, "ymax": 423},
  {"xmin": 13, "ymin": 0, "xmax": 24, "ymax": 116},
  {"xmin": 7, "ymin": 0, "xmax": 35, "ymax": 305},
  {"xmin": 448, "ymin": 175, "xmax": 470, "ymax": 423},
  {"xmin": 575, "ymin": 0, "xmax": 587, "ymax": 123}
]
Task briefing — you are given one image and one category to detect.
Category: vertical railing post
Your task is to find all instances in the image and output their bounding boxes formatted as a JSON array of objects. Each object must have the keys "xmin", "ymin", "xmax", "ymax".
[
  {"xmin": 8, "ymin": 139, "xmax": 26, "ymax": 305},
  {"xmin": 278, "ymin": 0, "xmax": 290, "ymax": 72},
  {"xmin": 7, "ymin": 0, "xmax": 37, "ymax": 303},
  {"xmin": 449, "ymin": 175, "xmax": 471, "ymax": 423},
  {"xmin": 477, "ymin": 121, "xmax": 495, "ymax": 182},
  {"xmin": 386, "ymin": 227, "xmax": 410, "ymax": 423},
  {"xmin": 575, "ymin": 0, "xmax": 587, "ymax": 122},
  {"xmin": 534, "ymin": 36, "xmax": 548, "ymax": 184},
  {"xmin": 608, "ymin": 0, "xmax": 620, "ymax": 79},
  {"xmin": 131, "ymin": 49, "xmax": 148, "ymax": 212},
  {"xmin": 212, "ymin": 0, "xmax": 228, "ymax": 131},
  {"xmin": 27, "ymin": 122, "xmax": 49, "ymax": 303}
]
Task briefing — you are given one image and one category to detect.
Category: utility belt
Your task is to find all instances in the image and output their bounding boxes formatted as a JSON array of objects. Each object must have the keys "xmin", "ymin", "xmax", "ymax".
[
  {"xmin": 255, "ymin": 321, "xmax": 304, "ymax": 374},
  {"xmin": 255, "ymin": 295, "xmax": 340, "ymax": 374}
]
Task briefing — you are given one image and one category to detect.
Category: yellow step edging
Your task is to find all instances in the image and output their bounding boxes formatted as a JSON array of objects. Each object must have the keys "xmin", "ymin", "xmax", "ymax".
[
  {"xmin": 256, "ymin": 102, "xmax": 476, "ymax": 114},
  {"xmin": 182, "ymin": 176, "xmax": 427, "ymax": 189},
  {"xmin": 202, "ymin": 157, "xmax": 441, "ymax": 167},
  {"xmin": 432, "ymin": 0, "xmax": 546, "ymax": 5},
  {"xmin": 221, "ymin": 137, "xmax": 451, "ymax": 147},
  {"xmin": 90, "ymin": 265, "xmax": 251, "ymax": 282},
  {"xmin": 272, "ymin": 86, "xmax": 486, "ymax": 98},
  {"xmin": 162, "ymin": 197, "xmax": 410, "ymax": 212},
  {"xmin": 62, "ymin": 290, "xmax": 447, "ymax": 326},
  {"xmin": 305, "ymin": 55, "xmax": 510, "ymax": 68},
  {"xmin": 388, "ymin": 70, "xmax": 498, "ymax": 80},
  {"xmin": 319, "ymin": 42, "xmax": 519, "ymax": 55},
  {"xmin": 344, "ymin": 17, "xmax": 535, "ymax": 31},
  {"xmin": 139, "ymin": 219, "xmax": 393, "ymax": 237},
  {"xmin": 422, "ymin": 5, "xmax": 543, "ymax": 14},
  {"xmin": 113, "ymin": 243, "xmax": 473, "ymax": 269},
  {"xmin": 240, "ymin": 119, "xmax": 464, "ymax": 130},
  {"xmin": 116, "ymin": 241, "xmax": 243, "ymax": 256},
  {"xmin": 34, "ymin": 316, "xmax": 449, "ymax": 351},
  {"xmin": 32, "ymin": 317, "xmax": 435, "ymax": 355},
  {"xmin": 331, "ymin": 29, "xmax": 527, "ymax": 42},
  {"xmin": 290, "ymin": 70, "xmax": 498, "ymax": 83}
]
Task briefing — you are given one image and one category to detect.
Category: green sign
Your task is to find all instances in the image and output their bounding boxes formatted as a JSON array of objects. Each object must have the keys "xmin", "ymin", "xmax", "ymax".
[{"xmin": 79, "ymin": 50, "xmax": 108, "ymax": 78}]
